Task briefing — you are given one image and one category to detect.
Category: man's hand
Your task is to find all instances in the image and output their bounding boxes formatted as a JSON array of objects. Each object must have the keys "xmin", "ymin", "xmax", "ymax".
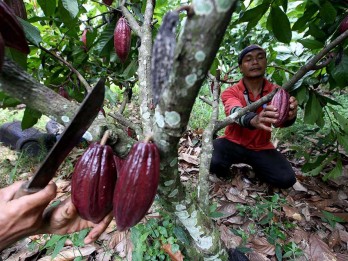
[
  {"xmin": 0, "ymin": 181, "xmax": 113, "ymax": 251},
  {"xmin": 0, "ymin": 181, "xmax": 57, "ymax": 251},
  {"xmin": 40, "ymin": 197, "xmax": 113, "ymax": 244},
  {"xmin": 287, "ymin": 96, "xmax": 298, "ymax": 121},
  {"xmin": 250, "ymin": 105, "xmax": 279, "ymax": 132}
]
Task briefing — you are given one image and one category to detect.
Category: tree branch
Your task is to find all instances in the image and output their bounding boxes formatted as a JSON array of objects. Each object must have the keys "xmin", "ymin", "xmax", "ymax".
[
  {"xmin": 39, "ymin": 45, "xmax": 92, "ymax": 93},
  {"xmin": 120, "ymin": 4, "xmax": 141, "ymax": 37},
  {"xmin": 198, "ymin": 71, "xmax": 220, "ymax": 209},
  {"xmin": 214, "ymin": 29, "xmax": 348, "ymax": 133}
]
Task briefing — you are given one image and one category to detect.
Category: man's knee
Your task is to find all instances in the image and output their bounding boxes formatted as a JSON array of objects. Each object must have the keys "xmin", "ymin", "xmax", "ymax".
[
  {"xmin": 275, "ymin": 173, "xmax": 296, "ymax": 189},
  {"xmin": 210, "ymin": 158, "xmax": 230, "ymax": 178}
]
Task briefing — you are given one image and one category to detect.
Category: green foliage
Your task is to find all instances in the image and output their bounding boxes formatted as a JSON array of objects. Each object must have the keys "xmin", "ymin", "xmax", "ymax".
[
  {"xmin": 235, "ymin": 194, "xmax": 301, "ymax": 260},
  {"xmin": 29, "ymin": 229, "xmax": 90, "ymax": 259},
  {"xmin": 321, "ymin": 210, "xmax": 345, "ymax": 229},
  {"xmin": 131, "ymin": 210, "xmax": 181, "ymax": 260}
]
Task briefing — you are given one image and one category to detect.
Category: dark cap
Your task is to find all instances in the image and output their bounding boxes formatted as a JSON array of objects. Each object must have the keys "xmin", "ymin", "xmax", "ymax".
[{"xmin": 238, "ymin": 44, "xmax": 266, "ymax": 64}]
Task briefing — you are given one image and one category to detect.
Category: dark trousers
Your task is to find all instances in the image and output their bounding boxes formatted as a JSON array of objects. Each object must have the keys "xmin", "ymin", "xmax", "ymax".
[{"xmin": 210, "ymin": 138, "xmax": 296, "ymax": 189}]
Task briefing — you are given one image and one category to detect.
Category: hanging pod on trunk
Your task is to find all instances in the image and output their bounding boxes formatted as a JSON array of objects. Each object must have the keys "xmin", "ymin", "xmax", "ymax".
[
  {"xmin": 71, "ymin": 131, "xmax": 117, "ymax": 223},
  {"xmin": 113, "ymin": 137, "xmax": 160, "ymax": 231}
]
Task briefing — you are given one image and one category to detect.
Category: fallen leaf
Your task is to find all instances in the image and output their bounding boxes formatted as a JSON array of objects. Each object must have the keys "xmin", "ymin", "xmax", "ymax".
[
  {"xmin": 309, "ymin": 234, "xmax": 336, "ymax": 261},
  {"xmin": 216, "ymin": 201, "xmax": 237, "ymax": 218},
  {"xmin": 327, "ymin": 230, "xmax": 340, "ymax": 249},
  {"xmin": 283, "ymin": 205, "xmax": 302, "ymax": 221},
  {"xmin": 162, "ymin": 244, "xmax": 185, "ymax": 261},
  {"xmin": 291, "ymin": 228, "xmax": 309, "ymax": 244},
  {"xmin": 338, "ymin": 229, "xmax": 348, "ymax": 243},
  {"xmin": 224, "ymin": 192, "xmax": 247, "ymax": 204},
  {"xmin": 219, "ymin": 224, "xmax": 242, "ymax": 249},
  {"xmin": 250, "ymin": 237, "xmax": 275, "ymax": 256},
  {"xmin": 292, "ymin": 181, "xmax": 308, "ymax": 192},
  {"xmin": 337, "ymin": 253, "xmax": 348, "ymax": 261},
  {"xmin": 178, "ymin": 153, "xmax": 199, "ymax": 165},
  {"xmin": 225, "ymin": 215, "xmax": 244, "ymax": 225}
]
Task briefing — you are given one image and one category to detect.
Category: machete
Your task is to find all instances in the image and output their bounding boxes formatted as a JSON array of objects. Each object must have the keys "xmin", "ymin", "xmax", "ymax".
[{"xmin": 16, "ymin": 78, "xmax": 105, "ymax": 197}]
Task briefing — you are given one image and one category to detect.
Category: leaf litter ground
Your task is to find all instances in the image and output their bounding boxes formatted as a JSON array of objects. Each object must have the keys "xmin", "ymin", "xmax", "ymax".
[{"xmin": 0, "ymin": 129, "xmax": 348, "ymax": 261}]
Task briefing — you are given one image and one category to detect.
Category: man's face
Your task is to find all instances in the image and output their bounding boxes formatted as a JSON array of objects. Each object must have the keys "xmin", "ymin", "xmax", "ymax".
[{"xmin": 239, "ymin": 49, "xmax": 267, "ymax": 78}]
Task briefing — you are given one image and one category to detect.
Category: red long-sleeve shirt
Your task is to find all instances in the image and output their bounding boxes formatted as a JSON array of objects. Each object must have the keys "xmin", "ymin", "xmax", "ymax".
[{"xmin": 220, "ymin": 78, "xmax": 278, "ymax": 151}]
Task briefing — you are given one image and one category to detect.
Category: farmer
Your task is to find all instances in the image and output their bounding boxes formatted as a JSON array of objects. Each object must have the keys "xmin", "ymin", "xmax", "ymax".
[
  {"xmin": 210, "ymin": 44, "xmax": 298, "ymax": 189},
  {"xmin": 0, "ymin": 181, "xmax": 112, "ymax": 251}
]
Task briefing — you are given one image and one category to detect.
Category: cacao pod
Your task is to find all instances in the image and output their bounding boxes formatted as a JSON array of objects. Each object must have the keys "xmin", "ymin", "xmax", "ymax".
[
  {"xmin": 81, "ymin": 29, "xmax": 88, "ymax": 52},
  {"xmin": 113, "ymin": 154, "xmax": 125, "ymax": 174},
  {"xmin": 103, "ymin": 0, "xmax": 114, "ymax": 6},
  {"xmin": 114, "ymin": 17, "xmax": 131, "ymax": 63},
  {"xmin": 4, "ymin": 0, "xmax": 27, "ymax": 20},
  {"xmin": 0, "ymin": 33, "xmax": 4, "ymax": 71},
  {"xmin": 113, "ymin": 139, "xmax": 160, "ymax": 231},
  {"xmin": 339, "ymin": 15, "xmax": 348, "ymax": 34},
  {"xmin": 270, "ymin": 88, "xmax": 290, "ymax": 128},
  {"xmin": 71, "ymin": 132, "xmax": 117, "ymax": 223},
  {"xmin": 0, "ymin": 1, "xmax": 29, "ymax": 54},
  {"xmin": 58, "ymin": 86, "xmax": 70, "ymax": 100}
]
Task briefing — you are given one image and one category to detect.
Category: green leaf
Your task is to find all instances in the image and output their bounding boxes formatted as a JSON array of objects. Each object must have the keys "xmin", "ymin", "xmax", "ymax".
[
  {"xmin": 308, "ymin": 23, "xmax": 327, "ymax": 40},
  {"xmin": 52, "ymin": 236, "xmax": 68, "ymax": 258},
  {"xmin": 331, "ymin": 108, "xmax": 348, "ymax": 134},
  {"xmin": 304, "ymin": 91, "xmax": 322, "ymax": 125},
  {"xmin": 330, "ymin": 55, "xmax": 348, "ymax": 88},
  {"xmin": 275, "ymin": 243, "xmax": 283, "ymax": 261},
  {"xmin": 95, "ymin": 21, "xmax": 116, "ymax": 57},
  {"xmin": 173, "ymin": 226, "xmax": 190, "ymax": 245},
  {"xmin": 61, "ymin": 0, "xmax": 78, "ymax": 18},
  {"xmin": 18, "ymin": 18, "xmax": 42, "ymax": 47},
  {"xmin": 21, "ymin": 108, "xmax": 42, "ymax": 130},
  {"xmin": 292, "ymin": 5, "xmax": 318, "ymax": 32},
  {"xmin": 58, "ymin": 0, "xmax": 78, "ymax": 29},
  {"xmin": 238, "ymin": 3, "xmax": 270, "ymax": 23},
  {"xmin": 209, "ymin": 57, "xmax": 219, "ymax": 75},
  {"xmin": 319, "ymin": 1, "xmax": 336, "ymax": 24},
  {"xmin": 37, "ymin": 0, "xmax": 56, "ymax": 17},
  {"xmin": 323, "ymin": 158, "xmax": 342, "ymax": 181},
  {"xmin": 5, "ymin": 48, "xmax": 27, "ymax": 70},
  {"xmin": 302, "ymin": 154, "xmax": 327, "ymax": 173},
  {"xmin": 298, "ymin": 38, "xmax": 324, "ymax": 50},
  {"xmin": 121, "ymin": 59, "xmax": 138, "ymax": 79},
  {"xmin": 337, "ymin": 134, "xmax": 348, "ymax": 154},
  {"xmin": 269, "ymin": 6, "xmax": 292, "ymax": 43}
]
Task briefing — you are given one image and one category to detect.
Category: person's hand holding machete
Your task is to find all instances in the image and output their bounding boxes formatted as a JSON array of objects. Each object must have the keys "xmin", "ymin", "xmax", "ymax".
[
  {"xmin": 0, "ymin": 181, "xmax": 113, "ymax": 251},
  {"xmin": 0, "ymin": 79, "xmax": 112, "ymax": 251}
]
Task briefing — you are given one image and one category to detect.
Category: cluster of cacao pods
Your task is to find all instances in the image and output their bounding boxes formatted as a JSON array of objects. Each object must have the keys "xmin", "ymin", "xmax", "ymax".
[
  {"xmin": 71, "ymin": 132, "xmax": 160, "ymax": 231},
  {"xmin": 0, "ymin": 0, "xmax": 29, "ymax": 71},
  {"xmin": 270, "ymin": 88, "xmax": 290, "ymax": 128},
  {"xmin": 114, "ymin": 17, "xmax": 131, "ymax": 63}
]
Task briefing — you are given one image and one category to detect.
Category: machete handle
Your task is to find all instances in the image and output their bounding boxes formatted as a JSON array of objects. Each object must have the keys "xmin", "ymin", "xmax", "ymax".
[{"xmin": 14, "ymin": 181, "xmax": 41, "ymax": 199}]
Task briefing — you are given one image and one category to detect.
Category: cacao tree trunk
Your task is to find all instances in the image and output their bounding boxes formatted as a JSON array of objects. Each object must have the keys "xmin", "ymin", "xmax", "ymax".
[{"xmin": 152, "ymin": 1, "xmax": 238, "ymax": 259}]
